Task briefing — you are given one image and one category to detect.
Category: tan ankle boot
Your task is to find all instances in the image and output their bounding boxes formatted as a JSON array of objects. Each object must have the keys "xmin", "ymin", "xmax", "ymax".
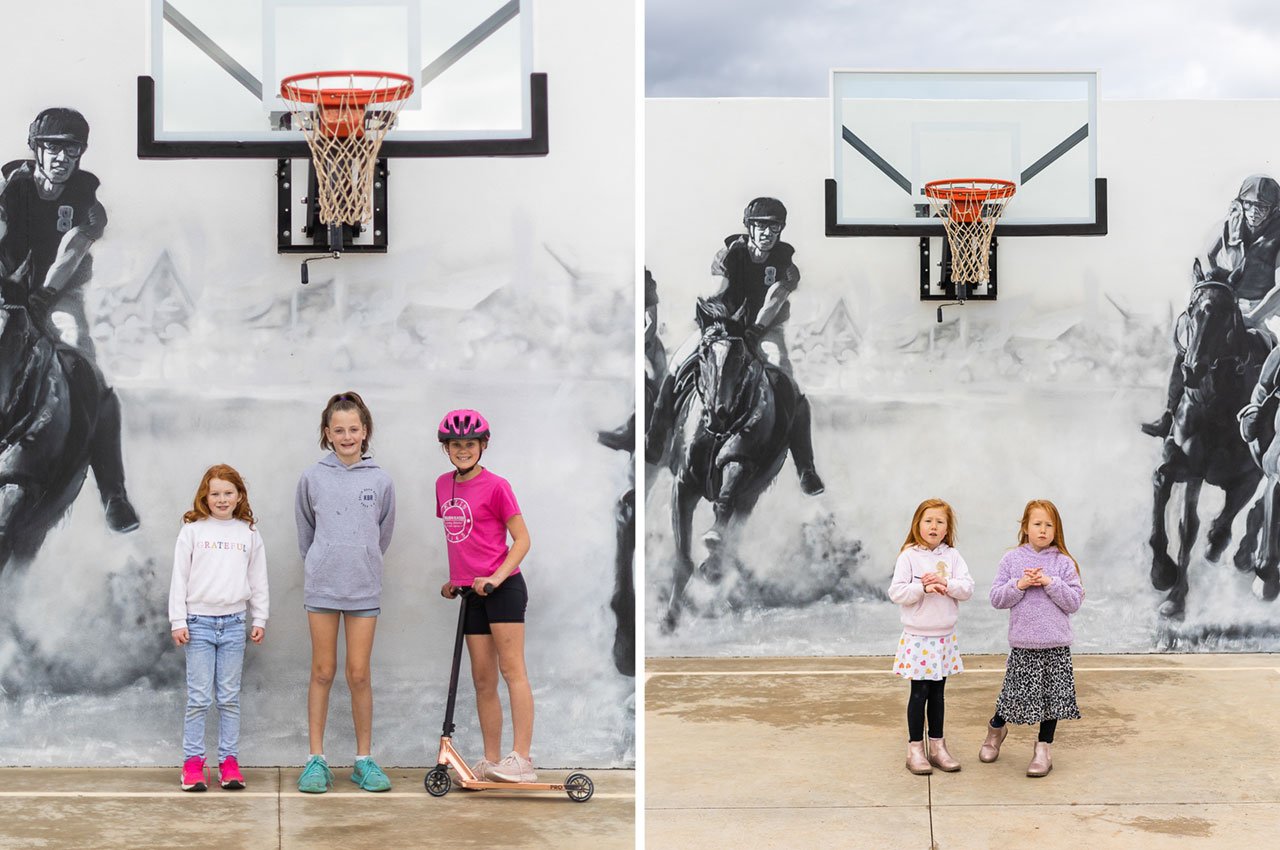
[
  {"xmin": 927, "ymin": 737, "xmax": 961, "ymax": 772},
  {"xmin": 978, "ymin": 724, "xmax": 1008, "ymax": 763},
  {"xmin": 1026, "ymin": 742, "xmax": 1052, "ymax": 777},
  {"xmin": 905, "ymin": 741, "xmax": 932, "ymax": 775}
]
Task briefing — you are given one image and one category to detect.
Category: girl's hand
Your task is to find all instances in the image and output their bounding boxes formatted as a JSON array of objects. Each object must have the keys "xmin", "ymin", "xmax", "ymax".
[
  {"xmin": 249, "ymin": 627, "xmax": 265, "ymax": 644},
  {"xmin": 1018, "ymin": 568, "xmax": 1046, "ymax": 590},
  {"xmin": 1038, "ymin": 574, "xmax": 1054, "ymax": 587},
  {"xmin": 473, "ymin": 576, "xmax": 499, "ymax": 596},
  {"xmin": 440, "ymin": 581, "xmax": 458, "ymax": 599},
  {"xmin": 920, "ymin": 572, "xmax": 938, "ymax": 588},
  {"xmin": 930, "ymin": 578, "xmax": 949, "ymax": 594},
  {"xmin": 172, "ymin": 628, "xmax": 189, "ymax": 646}
]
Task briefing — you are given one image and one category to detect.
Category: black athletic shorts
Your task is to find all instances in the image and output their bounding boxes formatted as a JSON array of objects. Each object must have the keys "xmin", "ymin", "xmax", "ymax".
[{"xmin": 463, "ymin": 572, "xmax": 528, "ymax": 635}]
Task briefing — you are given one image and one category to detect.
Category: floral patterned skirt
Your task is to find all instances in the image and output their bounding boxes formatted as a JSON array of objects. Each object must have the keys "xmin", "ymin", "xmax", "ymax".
[{"xmin": 892, "ymin": 631, "xmax": 964, "ymax": 681}]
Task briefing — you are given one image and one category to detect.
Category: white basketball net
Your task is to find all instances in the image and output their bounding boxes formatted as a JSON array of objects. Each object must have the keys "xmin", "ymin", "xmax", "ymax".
[
  {"xmin": 923, "ymin": 180, "xmax": 1016, "ymax": 285},
  {"xmin": 280, "ymin": 73, "xmax": 413, "ymax": 227}
]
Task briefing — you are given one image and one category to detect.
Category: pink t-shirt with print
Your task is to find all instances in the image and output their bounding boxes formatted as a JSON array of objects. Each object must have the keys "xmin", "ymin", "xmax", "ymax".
[{"xmin": 435, "ymin": 469, "xmax": 522, "ymax": 586}]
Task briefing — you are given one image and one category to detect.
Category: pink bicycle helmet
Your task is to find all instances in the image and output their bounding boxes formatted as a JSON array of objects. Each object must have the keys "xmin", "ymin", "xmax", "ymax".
[{"xmin": 438, "ymin": 409, "xmax": 491, "ymax": 442}]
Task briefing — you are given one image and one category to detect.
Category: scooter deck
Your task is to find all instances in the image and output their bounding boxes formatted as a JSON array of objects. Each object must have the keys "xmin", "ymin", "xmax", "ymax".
[{"xmin": 456, "ymin": 779, "xmax": 570, "ymax": 792}]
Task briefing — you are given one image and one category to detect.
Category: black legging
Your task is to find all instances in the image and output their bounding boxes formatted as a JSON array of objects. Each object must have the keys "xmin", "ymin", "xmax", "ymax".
[
  {"xmin": 907, "ymin": 678, "xmax": 946, "ymax": 742},
  {"xmin": 990, "ymin": 713, "xmax": 1058, "ymax": 743}
]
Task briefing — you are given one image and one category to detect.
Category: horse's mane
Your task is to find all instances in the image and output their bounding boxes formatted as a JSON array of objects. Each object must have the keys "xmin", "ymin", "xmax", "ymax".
[{"xmin": 696, "ymin": 297, "xmax": 732, "ymax": 324}]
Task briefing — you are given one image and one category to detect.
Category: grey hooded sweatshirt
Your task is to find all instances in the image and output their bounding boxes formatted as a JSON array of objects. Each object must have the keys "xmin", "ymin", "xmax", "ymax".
[{"xmin": 295, "ymin": 452, "xmax": 396, "ymax": 610}]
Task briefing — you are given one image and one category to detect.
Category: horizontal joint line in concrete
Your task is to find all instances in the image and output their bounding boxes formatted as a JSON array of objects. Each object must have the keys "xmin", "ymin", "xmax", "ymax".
[
  {"xmin": 0, "ymin": 790, "xmax": 634, "ymax": 800},
  {"xmin": 646, "ymin": 804, "xmax": 931, "ymax": 811},
  {"xmin": 646, "ymin": 800, "xmax": 1280, "ymax": 811},
  {"xmin": 647, "ymin": 665, "xmax": 1280, "ymax": 678}
]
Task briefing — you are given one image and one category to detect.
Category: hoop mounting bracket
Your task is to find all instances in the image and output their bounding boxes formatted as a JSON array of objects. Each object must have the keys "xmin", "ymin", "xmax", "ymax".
[
  {"xmin": 276, "ymin": 157, "xmax": 389, "ymax": 254},
  {"xmin": 919, "ymin": 236, "xmax": 998, "ymax": 302}
]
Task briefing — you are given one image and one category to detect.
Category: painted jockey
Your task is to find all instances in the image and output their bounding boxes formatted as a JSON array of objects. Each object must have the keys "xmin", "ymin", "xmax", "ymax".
[
  {"xmin": 0, "ymin": 108, "xmax": 140, "ymax": 532},
  {"xmin": 1144, "ymin": 175, "xmax": 1280, "ymax": 439},
  {"xmin": 645, "ymin": 197, "xmax": 824, "ymax": 495}
]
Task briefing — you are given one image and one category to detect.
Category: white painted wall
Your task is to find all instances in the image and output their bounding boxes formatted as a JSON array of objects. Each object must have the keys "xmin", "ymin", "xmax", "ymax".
[
  {"xmin": 0, "ymin": 0, "xmax": 636, "ymax": 768},
  {"xmin": 647, "ymin": 97, "xmax": 1280, "ymax": 656}
]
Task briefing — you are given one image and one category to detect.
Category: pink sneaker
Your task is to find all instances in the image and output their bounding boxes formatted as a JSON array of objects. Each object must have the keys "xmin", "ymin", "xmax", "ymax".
[
  {"xmin": 181, "ymin": 756, "xmax": 207, "ymax": 792},
  {"xmin": 489, "ymin": 751, "xmax": 537, "ymax": 783},
  {"xmin": 219, "ymin": 756, "xmax": 245, "ymax": 790}
]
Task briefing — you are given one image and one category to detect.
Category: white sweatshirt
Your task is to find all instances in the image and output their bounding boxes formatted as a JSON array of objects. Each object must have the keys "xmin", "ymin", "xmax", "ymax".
[{"xmin": 169, "ymin": 517, "xmax": 269, "ymax": 630}]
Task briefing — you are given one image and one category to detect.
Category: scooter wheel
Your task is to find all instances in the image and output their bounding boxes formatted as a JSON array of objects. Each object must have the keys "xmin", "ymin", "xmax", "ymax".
[
  {"xmin": 424, "ymin": 767, "xmax": 451, "ymax": 797},
  {"xmin": 565, "ymin": 772, "xmax": 593, "ymax": 802}
]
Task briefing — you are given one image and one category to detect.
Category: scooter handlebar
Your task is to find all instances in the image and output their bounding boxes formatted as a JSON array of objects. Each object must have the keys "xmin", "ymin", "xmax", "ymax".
[{"xmin": 451, "ymin": 583, "xmax": 496, "ymax": 598}]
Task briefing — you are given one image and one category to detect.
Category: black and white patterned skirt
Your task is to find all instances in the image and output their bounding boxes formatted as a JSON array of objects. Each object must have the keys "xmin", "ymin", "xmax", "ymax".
[{"xmin": 994, "ymin": 646, "xmax": 1081, "ymax": 725}]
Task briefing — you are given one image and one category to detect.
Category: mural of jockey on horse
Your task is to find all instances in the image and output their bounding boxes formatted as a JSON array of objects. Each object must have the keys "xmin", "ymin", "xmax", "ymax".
[
  {"xmin": 594, "ymin": 269, "xmax": 665, "ymax": 673},
  {"xmin": 0, "ymin": 107, "xmax": 139, "ymax": 571},
  {"xmin": 645, "ymin": 197, "xmax": 824, "ymax": 496},
  {"xmin": 1144, "ymin": 175, "xmax": 1280, "ymax": 619},
  {"xmin": 1143, "ymin": 175, "xmax": 1280, "ymax": 438}
]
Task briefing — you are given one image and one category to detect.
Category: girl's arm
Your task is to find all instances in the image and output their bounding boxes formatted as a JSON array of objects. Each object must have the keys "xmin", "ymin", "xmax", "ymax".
[
  {"xmin": 945, "ymin": 552, "xmax": 975, "ymax": 601},
  {"xmin": 378, "ymin": 478, "xmax": 396, "ymax": 554},
  {"xmin": 294, "ymin": 475, "xmax": 315, "ymax": 557},
  {"xmin": 887, "ymin": 552, "xmax": 925, "ymax": 605},
  {"xmin": 169, "ymin": 526, "xmax": 193, "ymax": 643},
  {"xmin": 246, "ymin": 528, "xmax": 269, "ymax": 633},
  {"xmin": 1043, "ymin": 555, "xmax": 1085, "ymax": 613},
  {"xmin": 988, "ymin": 556, "xmax": 1025, "ymax": 609},
  {"xmin": 477, "ymin": 514, "xmax": 530, "ymax": 593}
]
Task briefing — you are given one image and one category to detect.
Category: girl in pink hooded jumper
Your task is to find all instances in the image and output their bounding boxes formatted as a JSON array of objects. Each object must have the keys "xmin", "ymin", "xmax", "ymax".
[{"xmin": 888, "ymin": 498, "xmax": 974, "ymax": 775}]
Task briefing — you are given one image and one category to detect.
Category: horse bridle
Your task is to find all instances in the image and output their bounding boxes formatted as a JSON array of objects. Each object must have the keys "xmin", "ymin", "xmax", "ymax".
[
  {"xmin": 697, "ymin": 330, "xmax": 760, "ymax": 438},
  {"xmin": 1177, "ymin": 280, "xmax": 1255, "ymax": 384}
]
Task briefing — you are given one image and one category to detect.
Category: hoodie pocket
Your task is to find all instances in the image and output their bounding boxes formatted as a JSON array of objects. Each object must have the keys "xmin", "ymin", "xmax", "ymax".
[
  {"xmin": 307, "ymin": 542, "xmax": 381, "ymax": 600},
  {"xmin": 304, "ymin": 543, "xmax": 335, "ymax": 594}
]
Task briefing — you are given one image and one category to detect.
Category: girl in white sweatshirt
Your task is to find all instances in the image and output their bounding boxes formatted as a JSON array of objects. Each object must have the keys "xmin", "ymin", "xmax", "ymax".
[
  {"xmin": 888, "ymin": 498, "xmax": 974, "ymax": 776},
  {"xmin": 169, "ymin": 464, "xmax": 268, "ymax": 792}
]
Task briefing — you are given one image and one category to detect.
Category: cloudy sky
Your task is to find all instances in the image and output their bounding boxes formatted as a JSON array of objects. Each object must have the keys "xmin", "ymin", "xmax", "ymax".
[{"xmin": 646, "ymin": 0, "xmax": 1280, "ymax": 98}]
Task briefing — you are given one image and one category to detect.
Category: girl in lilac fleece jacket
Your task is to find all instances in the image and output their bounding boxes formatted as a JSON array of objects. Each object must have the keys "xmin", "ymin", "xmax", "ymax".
[
  {"xmin": 888, "ymin": 499, "xmax": 974, "ymax": 775},
  {"xmin": 979, "ymin": 500, "xmax": 1084, "ymax": 778}
]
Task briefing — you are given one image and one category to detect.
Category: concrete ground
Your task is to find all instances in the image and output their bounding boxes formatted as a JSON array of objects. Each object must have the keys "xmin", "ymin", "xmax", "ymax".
[
  {"xmin": 646, "ymin": 654, "xmax": 1280, "ymax": 849},
  {"xmin": 0, "ymin": 767, "xmax": 634, "ymax": 849}
]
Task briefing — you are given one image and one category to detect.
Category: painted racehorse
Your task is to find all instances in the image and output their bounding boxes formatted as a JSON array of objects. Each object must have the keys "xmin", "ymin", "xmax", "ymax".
[
  {"xmin": 0, "ymin": 279, "xmax": 99, "ymax": 574},
  {"xmin": 1150, "ymin": 261, "xmax": 1269, "ymax": 619},
  {"xmin": 658, "ymin": 298, "xmax": 797, "ymax": 632},
  {"xmin": 1240, "ymin": 344, "xmax": 1280, "ymax": 604}
]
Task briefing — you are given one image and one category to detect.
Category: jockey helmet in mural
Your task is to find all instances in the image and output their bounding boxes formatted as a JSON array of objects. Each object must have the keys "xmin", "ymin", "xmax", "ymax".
[
  {"xmin": 743, "ymin": 197, "xmax": 787, "ymax": 227},
  {"xmin": 438, "ymin": 409, "xmax": 491, "ymax": 442},
  {"xmin": 1237, "ymin": 175, "xmax": 1280, "ymax": 209},
  {"xmin": 27, "ymin": 107, "xmax": 90, "ymax": 151}
]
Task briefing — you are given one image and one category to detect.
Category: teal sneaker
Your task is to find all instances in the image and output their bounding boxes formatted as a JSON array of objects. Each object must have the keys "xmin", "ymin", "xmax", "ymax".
[
  {"xmin": 297, "ymin": 756, "xmax": 333, "ymax": 794},
  {"xmin": 351, "ymin": 757, "xmax": 392, "ymax": 792}
]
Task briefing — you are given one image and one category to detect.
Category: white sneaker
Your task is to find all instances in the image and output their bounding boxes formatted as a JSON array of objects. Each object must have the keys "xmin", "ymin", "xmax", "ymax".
[
  {"xmin": 489, "ymin": 751, "xmax": 537, "ymax": 783},
  {"xmin": 471, "ymin": 758, "xmax": 498, "ymax": 781}
]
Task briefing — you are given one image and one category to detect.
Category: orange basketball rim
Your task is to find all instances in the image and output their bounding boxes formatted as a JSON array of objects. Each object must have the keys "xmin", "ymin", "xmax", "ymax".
[
  {"xmin": 279, "ymin": 70, "xmax": 415, "ymax": 139},
  {"xmin": 923, "ymin": 178, "xmax": 1017, "ymax": 223}
]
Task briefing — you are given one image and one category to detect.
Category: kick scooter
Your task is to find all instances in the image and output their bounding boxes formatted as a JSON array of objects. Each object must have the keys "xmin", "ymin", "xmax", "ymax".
[{"xmin": 423, "ymin": 585, "xmax": 594, "ymax": 802}]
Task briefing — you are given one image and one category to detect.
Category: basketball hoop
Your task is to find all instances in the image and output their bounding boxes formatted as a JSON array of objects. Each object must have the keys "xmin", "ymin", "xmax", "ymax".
[
  {"xmin": 280, "ymin": 71, "xmax": 415, "ymax": 229},
  {"xmin": 923, "ymin": 178, "xmax": 1016, "ymax": 289}
]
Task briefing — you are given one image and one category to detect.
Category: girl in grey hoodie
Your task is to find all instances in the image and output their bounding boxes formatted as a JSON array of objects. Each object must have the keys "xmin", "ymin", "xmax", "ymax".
[{"xmin": 294, "ymin": 391, "xmax": 396, "ymax": 794}]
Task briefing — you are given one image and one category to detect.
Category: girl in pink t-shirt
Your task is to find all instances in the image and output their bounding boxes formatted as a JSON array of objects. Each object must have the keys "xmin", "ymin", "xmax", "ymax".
[{"xmin": 434, "ymin": 409, "xmax": 536, "ymax": 784}]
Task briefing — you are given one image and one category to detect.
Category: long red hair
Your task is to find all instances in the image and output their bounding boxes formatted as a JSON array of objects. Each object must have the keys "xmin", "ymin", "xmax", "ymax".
[
  {"xmin": 183, "ymin": 464, "xmax": 256, "ymax": 527},
  {"xmin": 899, "ymin": 498, "xmax": 956, "ymax": 552},
  {"xmin": 1018, "ymin": 499, "xmax": 1080, "ymax": 577}
]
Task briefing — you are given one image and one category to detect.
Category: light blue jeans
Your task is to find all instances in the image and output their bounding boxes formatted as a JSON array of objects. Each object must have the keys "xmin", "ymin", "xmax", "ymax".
[{"xmin": 183, "ymin": 613, "xmax": 246, "ymax": 761}]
